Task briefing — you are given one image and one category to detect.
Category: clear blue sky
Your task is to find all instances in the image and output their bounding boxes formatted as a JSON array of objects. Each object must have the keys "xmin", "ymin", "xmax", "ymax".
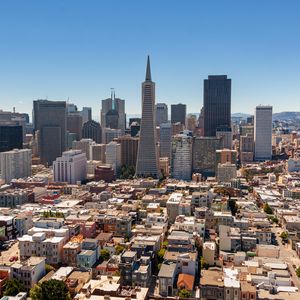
[{"xmin": 0, "ymin": 0, "xmax": 300, "ymax": 119}]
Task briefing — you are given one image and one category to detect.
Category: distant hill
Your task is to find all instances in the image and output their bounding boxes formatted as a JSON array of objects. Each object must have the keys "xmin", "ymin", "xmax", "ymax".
[
  {"xmin": 273, "ymin": 112, "xmax": 300, "ymax": 121},
  {"xmin": 231, "ymin": 113, "xmax": 251, "ymax": 119}
]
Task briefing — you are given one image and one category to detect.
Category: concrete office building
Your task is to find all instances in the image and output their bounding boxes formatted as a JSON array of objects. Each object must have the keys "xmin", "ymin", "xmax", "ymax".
[
  {"xmin": 117, "ymin": 136, "xmax": 139, "ymax": 167},
  {"xmin": 0, "ymin": 124, "xmax": 23, "ymax": 152},
  {"xmin": 155, "ymin": 103, "xmax": 168, "ymax": 126},
  {"xmin": 105, "ymin": 141, "xmax": 121, "ymax": 176},
  {"xmin": 67, "ymin": 112, "xmax": 83, "ymax": 140},
  {"xmin": 186, "ymin": 114, "xmax": 197, "ymax": 132},
  {"xmin": 171, "ymin": 132, "xmax": 193, "ymax": 181},
  {"xmin": 33, "ymin": 100, "xmax": 67, "ymax": 165},
  {"xmin": 159, "ymin": 122, "xmax": 172, "ymax": 160},
  {"xmin": 53, "ymin": 150, "xmax": 87, "ymax": 184},
  {"xmin": 0, "ymin": 149, "xmax": 32, "ymax": 183},
  {"xmin": 193, "ymin": 137, "xmax": 221, "ymax": 176},
  {"xmin": 203, "ymin": 75, "xmax": 231, "ymax": 137},
  {"xmin": 103, "ymin": 128, "xmax": 122, "ymax": 144},
  {"xmin": 216, "ymin": 149, "xmax": 237, "ymax": 167},
  {"xmin": 216, "ymin": 126, "xmax": 232, "ymax": 149},
  {"xmin": 171, "ymin": 103, "xmax": 186, "ymax": 125},
  {"xmin": 91, "ymin": 144, "xmax": 106, "ymax": 162},
  {"xmin": 101, "ymin": 90, "xmax": 125, "ymax": 134},
  {"xmin": 254, "ymin": 105, "xmax": 273, "ymax": 161},
  {"xmin": 136, "ymin": 56, "xmax": 161, "ymax": 178},
  {"xmin": 82, "ymin": 120, "xmax": 102, "ymax": 143},
  {"xmin": 240, "ymin": 134, "xmax": 254, "ymax": 163},
  {"xmin": 72, "ymin": 139, "xmax": 95, "ymax": 160},
  {"xmin": 217, "ymin": 163, "xmax": 237, "ymax": 183},
  {"xmin": 80, "ymin": 107, "xmax": 92, "ymax": 124}
]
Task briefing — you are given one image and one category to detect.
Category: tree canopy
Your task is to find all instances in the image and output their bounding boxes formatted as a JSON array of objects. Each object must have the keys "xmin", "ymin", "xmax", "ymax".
[
  {"xmin": 30, "ymin": 279, "xmax": 71, "ymax": 300},
  {"xmin": 4, "ymin": 278, "xmax": 25, "ymax": 296}
]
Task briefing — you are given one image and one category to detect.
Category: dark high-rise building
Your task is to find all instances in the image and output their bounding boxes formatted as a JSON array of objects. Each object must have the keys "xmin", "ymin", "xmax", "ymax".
[
  {"xmin": 33, "ymin": 100, "xmax": 67, "ymax": 165},
  {"xmin": 155, "ymin": 103, "xmax": 168, "ymax": 126},
  {"xmin": 192, "ymin": 136, "xmax": 221, "ymax": 176},
  {"xmin": 82, "ymin": 120, "xmax": 102, "ymax": 143},
  {"xmin": 0, "ymin": 125, "xmax": 23, "ymax": 152},
  {"xmin": 171, "ymin": 103, "xmax": 186, "ymax": 125},
  {"xmin": 135, "ymin": 56, "xmax": 160, "ymax": 178},
  {"xmin": 67, "ymin": 113, "xmax": 83, "ymax": 140},
  {"xmin": 203, "ymin": 75, "xmax": 231, "ymax": 137}
]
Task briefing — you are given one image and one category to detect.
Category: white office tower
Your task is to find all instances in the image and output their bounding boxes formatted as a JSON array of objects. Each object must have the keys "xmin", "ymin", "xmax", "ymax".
[
  {"xmin": 254, "ymin": 105, "xmax": 273, "ymax": 161},
  {"xmin": 72, "ymin": 139, "xmax": 95, "ymax": 160},
  {"xmin": 103, "ymin": 128, "xmax": 122, "ymax": 144},
  {"xmin": 159, "ymin": 122, "xmax": 172, "ymax": 160},
  {"xmin": 53, "ymin": 150, "xmax": 87, "ymax": 184},
  {"xmin": 0, "ymin": 149, "xmax": 32, "ymax": 183},
  {"xmin": 171, "ymin": 132, "xmax": 193, "ymax": 181},
  {"xmin": 155, "ymin": 103, "xmax": 168, "ymax": 126},
  {"xmin": 105, "ymin": 141, "xmax": 121, "ymax": 176}
]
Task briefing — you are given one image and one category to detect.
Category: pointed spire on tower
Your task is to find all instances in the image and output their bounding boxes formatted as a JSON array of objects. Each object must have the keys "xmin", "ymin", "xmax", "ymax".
[{"xmin": 145, "ymin": 55, "xmax": 152, "ymax": 81}]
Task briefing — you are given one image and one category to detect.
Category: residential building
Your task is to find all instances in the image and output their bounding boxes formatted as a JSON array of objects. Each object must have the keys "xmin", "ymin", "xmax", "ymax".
[
  {"xmin": 11, "ymin": 257, "xmax": 46, "ymax": 291},
  {"xmin": 0, "ymin": 149, "xmax": 31, "ymax": 183},
  {"xmin": 72, "ymin": 138, "xmax": 95, "ymax": 160},
  {"xmin": 105, "ymin": 141, "xmax": 121, "ymax": 175},
  {"xmin": 117, "ymin": 136, "xmax": 139, "ymax": 167},
  {"xmin": 193, "ymin": 137, "xmax": 221, "ymax": 176},
  {"xmin": 171, "ymin": 132, "xmax": 193, "ymax": 181}
]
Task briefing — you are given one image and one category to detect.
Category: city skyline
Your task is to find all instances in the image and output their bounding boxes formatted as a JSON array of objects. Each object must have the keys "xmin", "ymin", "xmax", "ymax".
[{"xmin": 1, "ymin": 1, "xmax": 300, "ymax": 117}]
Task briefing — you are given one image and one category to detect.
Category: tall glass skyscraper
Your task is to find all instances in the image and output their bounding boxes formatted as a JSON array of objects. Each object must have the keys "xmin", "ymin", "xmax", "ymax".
[
  {"xmin": 135, "ymin": 56, "xmax": 160, "ymax": 178},
  {"xmin": 203, "ymin": 75, "xmax": 231, "ymax": 137}
]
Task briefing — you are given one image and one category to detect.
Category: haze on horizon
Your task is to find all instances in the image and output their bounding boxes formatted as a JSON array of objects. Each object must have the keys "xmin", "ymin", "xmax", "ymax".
[{"xmin": 0, "ymin": 0, "xmax": 300, "ymax": 117}]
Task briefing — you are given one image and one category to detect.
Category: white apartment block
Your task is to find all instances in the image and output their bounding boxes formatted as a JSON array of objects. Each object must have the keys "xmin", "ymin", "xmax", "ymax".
[
  {"xmin": 53, "ymin": 150, "xmax": 87, "ymax": 184},
  {"xmin": 254, "ymin": 105, "xmax": 273, "ymax": 161},
  {"xmin": 72, "ymin": 139, "xmax": 95, "ymax": 160},
  {"xmin": 105, "ymin": 141, "xmax": 121, "ymax": 175},
  {"xmin": 18, "ymin": 231, "xmax": 67, "ymax": 265},
  {"xmin": 0, "ymin": 149, "xmax": 32, "ymax": 183},
  {"xmin": 171, "ymin": 132, "xmax": 192, "ymax": 181},
  {"xmin": 11, "ymin": 257, "xmax": 46, "ymax": 291}
]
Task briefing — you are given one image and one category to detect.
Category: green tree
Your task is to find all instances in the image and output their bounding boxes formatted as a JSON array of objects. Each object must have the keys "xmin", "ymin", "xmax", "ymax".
[
  {"xmin": 30, "ymin": 279, "xmax": 71, "ymax": 300},
  {"xmin": 4, "ymin": 279, "xmax": 25, "ymax": 296},
  {"xmin": 115, "ymin": 245, "xmax": 125, "ymax": 255},
  {"xmin": 45, "ymin": 263, "xmax": 55, "ymax": 274},
  {"xmin": 100, "ymin": 249, "xmax": 110, "ymax": 261},
  {"xmin": 263, "ymin": 203, "xmax": 273, "ymax": 215},
  {"xmin": 296, "ymin": 267, "xmax": 300, "ymax": 277},
  {"xmin": 178, "ymin": 288, "xmax": 192, "ymax": 298},
  {"xmin": 228, "ymin": 198, "xmax": 238, "ymax": 216},
  {"xmin": 280, "ymin": 231, "xmax": 289, "ymax": 241},
  {"xmin": 157, "ymin": 248, "xmax": 166, "ymax": 264},
  {"xmin": 200, "ymin": 257, "xmax": 209, "ymax": 270},
  {"xmin": 120, "ymin": 164, "xmax": 135, "ymax": 179}
]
